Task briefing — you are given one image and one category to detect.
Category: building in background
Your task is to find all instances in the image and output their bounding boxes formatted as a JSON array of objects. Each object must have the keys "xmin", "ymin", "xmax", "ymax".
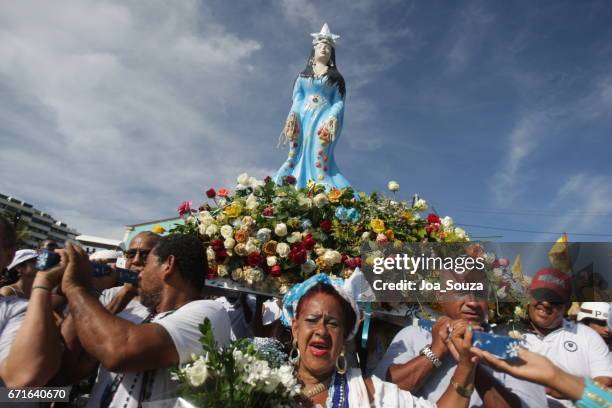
[
  {"xmin": 76, "ymin": 234, "xmax": 124, "ymax": 255},
  {"xmin": 123, "ymin": 216, "xmax": 183, "ymax": 245},
  {"xmin": 0, "ymin": 193, "xmax": 79, "ymax": 248}
]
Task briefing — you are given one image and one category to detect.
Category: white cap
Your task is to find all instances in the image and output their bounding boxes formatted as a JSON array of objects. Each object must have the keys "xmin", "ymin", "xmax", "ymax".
[
  {"xmin": 89, "ymin": 249, "xmax": 123, "ymax": 261},
  {"xmin": 7, "ymin": 249, "xmax": 38, "ymax": 270},
  {"xmin": 577, "ymin": 302, "xmax": 610, "ymax": 323}
]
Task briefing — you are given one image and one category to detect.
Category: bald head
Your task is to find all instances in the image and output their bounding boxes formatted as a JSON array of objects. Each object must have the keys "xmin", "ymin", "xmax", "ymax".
[{"xmin": 125, "ymin": 231, "xmax": 161, "ymax": 274}]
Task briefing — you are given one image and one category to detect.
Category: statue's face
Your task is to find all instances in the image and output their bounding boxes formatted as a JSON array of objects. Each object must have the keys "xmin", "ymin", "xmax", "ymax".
[{"xmin": 313, "ymin": 42, "xmax": 332, "ymax": 65}]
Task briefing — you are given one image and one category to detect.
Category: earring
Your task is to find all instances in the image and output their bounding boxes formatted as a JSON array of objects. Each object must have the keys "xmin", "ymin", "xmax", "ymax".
[
  {"xmin": 289, "ymin": 339, "xmax": 300, "ymax": 366},
  {"xmin": 335, "ymin": 349, "xmax": 347, "ymax": 375}
]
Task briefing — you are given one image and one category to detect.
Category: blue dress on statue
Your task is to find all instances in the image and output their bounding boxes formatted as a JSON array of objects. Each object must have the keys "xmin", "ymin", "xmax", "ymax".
[{"xmin": 273, "ymin": 75, "xmax": 351, "ymax": 189}]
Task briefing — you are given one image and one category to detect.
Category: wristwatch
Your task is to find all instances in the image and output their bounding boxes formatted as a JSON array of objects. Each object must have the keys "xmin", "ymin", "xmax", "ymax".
[{"xmin": 419, "ymin": 344, "xmax": 442, "ymax": 368}]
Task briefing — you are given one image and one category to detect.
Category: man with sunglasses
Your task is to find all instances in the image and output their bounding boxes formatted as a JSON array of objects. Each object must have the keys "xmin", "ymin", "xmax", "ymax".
[
  {"xmin": 523, "ymin": 268, "xmax": 612, "ymax": 406},
  {"xmin": 374, "ymin": 269, "xmax": 545, "ymax": 408},
  {"xmin": 98, "ymin": 231, "xmax": 160, "ymax": 317}
]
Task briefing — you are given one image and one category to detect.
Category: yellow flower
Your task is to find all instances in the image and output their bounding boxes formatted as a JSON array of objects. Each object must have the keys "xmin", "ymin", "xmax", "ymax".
[
  {"xmin": 151, "ymin": 225, "xmax": 166, "ymax": 234},
  {"xmin": 401, "ymin": 211, "xmax": 413, "ymax": 222},
  {"xmin": 370, "ymin": 218, "xmax": 385, "ymax": 234},
  {"xmin": 316, "ymin": 257, "xmax": 331, "ymax": 271},
  {"xmin": 328, "ymin": 188, "xmax": 342, "ymax": 203},
  {"xmin": 384, "ymin": 229, "xmax": 395, "ymax": 240},
  {"xmin": 223, "ymin": 203, "xmax": 242, "ymax": 218}
]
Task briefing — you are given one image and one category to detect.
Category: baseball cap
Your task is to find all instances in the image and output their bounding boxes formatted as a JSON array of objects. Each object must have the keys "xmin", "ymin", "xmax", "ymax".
[
  {"xmin": 577, "ymin": 302, "xmax": 610, "ymax": 323},
  {"xmin": 7, "ymin": 249, "xmax": 38, "ymax": 270},
  {"xmin": 529, "ymin": 267, "xmax": 571, "ymax": 303}
]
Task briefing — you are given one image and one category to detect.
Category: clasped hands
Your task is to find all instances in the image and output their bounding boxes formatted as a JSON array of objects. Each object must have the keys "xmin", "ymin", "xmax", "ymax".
[{"xmin": 431, "ymin": 317, "xmax": 482, "ymax": 366}]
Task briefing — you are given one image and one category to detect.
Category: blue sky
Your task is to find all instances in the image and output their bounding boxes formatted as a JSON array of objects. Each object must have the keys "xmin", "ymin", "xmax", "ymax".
[{"xmin": 1, "ymin": 0, "xmax": 611, "ymax": 241}]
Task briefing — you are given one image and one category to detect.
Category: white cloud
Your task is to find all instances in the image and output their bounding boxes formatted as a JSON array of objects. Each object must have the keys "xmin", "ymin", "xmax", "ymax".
[{"xmin": 0, "ymin": 0, "xmax": 263, "ymax": 239}]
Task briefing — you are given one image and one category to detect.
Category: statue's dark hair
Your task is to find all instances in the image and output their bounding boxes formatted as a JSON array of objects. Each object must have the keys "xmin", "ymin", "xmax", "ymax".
[{"xmin": 300, "ymin": 46, "xmax": 346, "ymax": 98}]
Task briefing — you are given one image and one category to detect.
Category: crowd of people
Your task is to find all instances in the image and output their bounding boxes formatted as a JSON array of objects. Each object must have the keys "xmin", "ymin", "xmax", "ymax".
[{"xmin": 1, "ymin": 213, "xmax": 611, "ymax": 407}]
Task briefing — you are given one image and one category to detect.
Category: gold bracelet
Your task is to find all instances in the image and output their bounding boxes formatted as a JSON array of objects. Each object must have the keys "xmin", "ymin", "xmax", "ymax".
[
  {"xmin": 32, "ymin": 285, "xmax": 52, "ymax": 292},
  {"xmin": 450, "ymin": 380, "xmax": 474, "ymax": 398}
]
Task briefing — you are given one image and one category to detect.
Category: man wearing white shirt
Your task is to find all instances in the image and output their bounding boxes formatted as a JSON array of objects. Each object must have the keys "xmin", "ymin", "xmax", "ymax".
[
  {"xmin": 522, "ymin": 268, "xmax": 612, "ymax": 407},
  {"xmin": 374, "ymin": 269, "xmax": 547, "ymax": 408},
  {"xmin": 58, "ymin": 234, "xmax": 231, "ymax": 408}
]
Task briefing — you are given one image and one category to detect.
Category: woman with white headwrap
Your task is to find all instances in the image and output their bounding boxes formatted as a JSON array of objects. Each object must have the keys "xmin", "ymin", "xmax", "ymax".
[{"xmin": 282, "ymin": 273, "xmax": 478, "ymax": 407}]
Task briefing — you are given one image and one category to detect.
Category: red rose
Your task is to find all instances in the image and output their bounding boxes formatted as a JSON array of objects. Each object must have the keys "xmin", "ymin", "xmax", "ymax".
[
  {"xmin": 205, "ymin": 188, "xmax": 216, "ymax": 198},
  {"xmin": 427, "ymin": 213, "xmax": 441, "ymax": 225},
  {"xmin": 215, "ymin": 250, "xmax": 228, "ymax": 263},
  {"xmin": 285, "ymin": 175, "xmax": 297, "ymax": 185},
  {"xmin": 210, "ymin": 240, "xmax": 224, "ymax": 251},
  {"xmin": 247, "ymin": 252, "xmax": 262, "ymax": 267},
  {"xmin": 207, "ymin": 267, "xmax": 218, "ymax": 280},
  {"xmin": 353, "ymin": 256, "xmax": 362, "ymax": 268},
  {"xmin": 319, "ymin": 219, "xmax": 332, "ymax": 233},
  {"xmin": 289, "ymin": 244, "xmax": 307, "ymax": 264},
  {"xmin": 426, "ymin": 224, "xmax": 439, "ymax": 234},
  {"xmin": 262, "ymin": 207, "xmax": 274, "ymax": 217},
  {"xmin": 270, "ymin": 265, "xmax": 282, "ymax": 277},
  {"xmin": 264, "ymin": 176, "xmax": 272, "ymax": 183},
  {"xmin": 302, "ymin": 234, "xmax": 316, "ymax": 250},
  {"xmin": 177, "ymin": 201, "xmax": 193, "ymax": 217}
]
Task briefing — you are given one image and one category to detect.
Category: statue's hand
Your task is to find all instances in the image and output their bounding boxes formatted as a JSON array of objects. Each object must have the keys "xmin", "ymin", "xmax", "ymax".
[
  {"xmin": 284, "ymin": 112, "xmax": 299, "ymax": 142},
  {"xmin": 327, "ymin": 116, "xmax": 337, "ymax": 142}
]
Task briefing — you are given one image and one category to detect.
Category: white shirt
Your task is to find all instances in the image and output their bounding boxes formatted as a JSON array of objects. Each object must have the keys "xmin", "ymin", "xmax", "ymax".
[
  {"xmin": 0, "ymin": 298, "xmax": 41, "ymax": 408},
  {"xmin": 99, "ymin": 286, "xmax": 150, "ymax": 320},
  {"xmin": 86, "ymin": 299, "xmax": 231, "ymax": 408},
  {"xmin": 0, "ymin": 297, "xmax": 28, "ymax": 362},
  {"xmin": 347, "ymin": 367, "xmax": 435, "ymax": 408},
  {"xmin": 373, "ymin": 325, "xmax": 547, "ymax": 408},
  {"xmin": 214, "ymin": 296, "xmax": 252, "ymax": 341},
  {"xmin": 523, "ymin": 319, "xmax": 612, "ymax": 379}
]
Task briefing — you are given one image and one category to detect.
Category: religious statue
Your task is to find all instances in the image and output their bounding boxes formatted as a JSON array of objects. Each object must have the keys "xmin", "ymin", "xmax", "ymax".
[{"xmin": 273, "ymin": 23, "xmax": 352, "ymax": 189}]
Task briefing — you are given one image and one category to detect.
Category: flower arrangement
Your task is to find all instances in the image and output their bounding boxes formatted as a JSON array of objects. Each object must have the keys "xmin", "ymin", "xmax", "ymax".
[
  {"xmin": 170, "ymin": 174, "xmax": 469, "ymax": 295},
  {"xmin": 171, "ymin": 319, "xmax": 300, "ymax": 408}
]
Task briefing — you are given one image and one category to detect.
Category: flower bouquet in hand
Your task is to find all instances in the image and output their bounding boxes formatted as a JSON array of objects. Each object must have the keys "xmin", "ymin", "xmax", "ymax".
[{"xmin": 171, "ymin": 318, "xmax": 300, "ymax": 408}]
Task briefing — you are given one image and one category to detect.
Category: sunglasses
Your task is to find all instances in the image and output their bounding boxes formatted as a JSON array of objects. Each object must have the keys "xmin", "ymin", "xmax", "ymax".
[{"xmin": 124, "ymin": 248, "xmax": 152, "ymax": 260}]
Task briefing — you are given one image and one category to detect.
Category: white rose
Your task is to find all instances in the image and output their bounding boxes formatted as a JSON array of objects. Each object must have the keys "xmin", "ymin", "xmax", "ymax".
[
  {"xmin": 266, "ymin": 256, "xmax": 278, "ymax": 267},
  {"xmin": 314, "ymin": 246, "xmax": 326, "ymax": 256},
  {"xmin": 198, "ymin": 223, "xmax": 208, "ymax": 235},
  {"xmin": 199, "ymin": 212, "xmax": 214, "ymax": 227},
  {"xmin": 298, "ymin": 195, "xmax": 312, "ymax": 208},
  {"xmin": 237, "ymin": 173, "xmax": 250, "ymax": 187},
  {"xmin": 301, "ymin": 259, "xmax": 316, "ymax": 274},
  {"xmin": 313, "ymin": 193, "xmax": 328, "ymax": 208},
  {"xmin": 250, "ymin": 178, "xmax": 265, "ymax": 191},
  {"xmin": 205, "ymin": 225, "xmax": 218, "ymax": 236},
  {"xmin": 231, "ymin": 267, "xmax": 244, "ymax": 281},
  {"xmin": 274, "ymin": 223, "xmax": 288, "ymax": 237},
  {"xmin": 206, "ymin": 247, "xmax": 215, "ymax": 261},
  {"xmin": 484, "ymin": 252, "xmax": 496, "ymax": 264},
  {"xmin": 323, "ymin": 250, "xmax": 342, "ymax": 265},
  {"xmin": 441, "ymin": 216, "xmax": 454, "ymax": 230},
  {"xmin": 220, "ymin": 225, "xmax": 233, "ymax": 239},
  {"xmin": 388, "ymin": 181, "xmax": 400, "ymax": 192},
  {"xmin": 245, "ymin": 239, "xmax": 259, "ymax": 254},
  {"xmin": 245, "ymin": 194, "xmax": 259, "ymax": 210},
  {"xmin": 224, "ymin": 238, "xmax": 236, "ymax": 250},
  {"xmin": 454, "ymin": 227, "xmax": 467, "ymax": 240},
  {"xmin": 217, "ymin": 264, "xmax": 229, "ymax": 277},
  {"xmin": 287, "ymin": 231, "xmax": 302, "ymax": 243},
  {"xmin": 276, "ymin": 242, "xmax": 290, "ymax": 258},
  {"xmin": 184, "ymin": 356, "xmax": 208, "ymax": 386},
  {"xmin": 361, "ymin": 231, "xmax": 371, "ymax": 241},
  {"xmin": 413, "ymin": 198, "xmax": 428, "ymax": 212}
]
